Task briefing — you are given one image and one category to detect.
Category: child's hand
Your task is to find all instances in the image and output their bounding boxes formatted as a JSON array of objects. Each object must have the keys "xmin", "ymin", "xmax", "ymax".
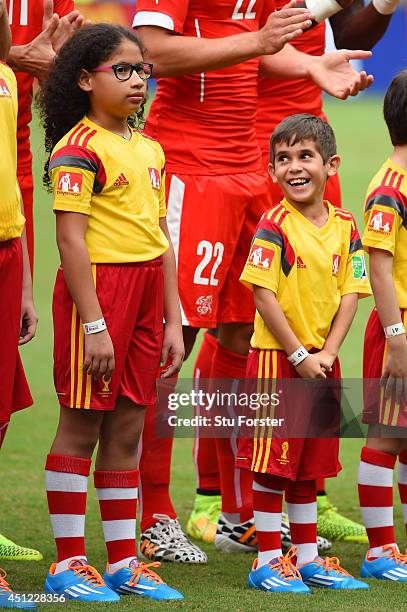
[
  {"xmin": 381, "ymin": 335, "xmax": 407, "ymax": 403},
  {"xmin": 316, "ymin": 348, "xmax": 336, "ymax": 373},
  {"xmin": 160, "ymin": 323, "xmax": 185, "ymax": 379},
  {"xmin": 19, "ymin": 295, "xmax": 38, "ymax": 345},
  {"xmin": 83, "ymin": 330, "xmax": 115, "ymax": 380},
  {"xmin": 295, "ymin": 353, "xmax": 331, "ymax": 379}
]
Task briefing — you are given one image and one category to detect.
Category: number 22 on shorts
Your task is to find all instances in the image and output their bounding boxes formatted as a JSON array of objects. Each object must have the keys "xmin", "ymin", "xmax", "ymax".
[{"xmin": 193, "ymin": 240, "xmax": 224, "ymax": 286}]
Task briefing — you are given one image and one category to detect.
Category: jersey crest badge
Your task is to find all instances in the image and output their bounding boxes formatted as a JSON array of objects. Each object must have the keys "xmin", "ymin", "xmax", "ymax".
[
  {"xmin": 57, "ymin": 171, "xmax": 83, "ymax": 195},
  {"xmin": 248, "ymin": 244, "xmax": 274, "ymax": 270},
  {"xmin": 0, "ymin": 79, "xmax": 11, "ymax": 97},
  {"xmin": 368, "ymin": 209, "xmax": 394, "ymax": 234},
  {"xmin": 332, "ymin": 254, "xmax": 341, "ymax": 276},
  {"xmin": 148, "ymin": 167, "xmax": 161, "ymax": 190}
]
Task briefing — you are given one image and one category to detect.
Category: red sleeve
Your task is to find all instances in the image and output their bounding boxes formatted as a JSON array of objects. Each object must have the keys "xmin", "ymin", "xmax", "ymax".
[
  {"xmin": 133, "ymin": 0, "xmax": 190, "ymax": 34},
  {"xmin": 259, "ymin": 0, "xmax": 276, "ymax": 27},
  {"xmin": 54, "ymin": 0, "xmax": 74, "ymax": 18}
]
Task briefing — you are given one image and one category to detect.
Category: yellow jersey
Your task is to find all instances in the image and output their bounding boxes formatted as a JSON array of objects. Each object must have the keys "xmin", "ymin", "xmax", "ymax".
[
  {"xmin": 240, "ymin": 199, "xmax": 371, "ymax": 350},
  {"xmin": 362, "ymin": 158, "xmax": 407, "ymax": 307},
  {"xmin": 49, "ymin": 116, "xmax": 169, "ymax": 263},
  {"xmin": 0, "ymin": 62, "xmax": 25, "ymax": 241}
]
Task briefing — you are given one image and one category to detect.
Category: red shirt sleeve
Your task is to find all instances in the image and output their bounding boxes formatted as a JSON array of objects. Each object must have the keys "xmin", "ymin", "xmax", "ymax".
[
  {"xmin": 133, "ymin": 0, "xmax": 190, "ymax": 34},
  {"xmin": 259, "ymin": 0, "xmax": 276, "ymax": 27},
  {"xmin": 54, "ymin": 0, "xmax": 74, "ymax": 18}
]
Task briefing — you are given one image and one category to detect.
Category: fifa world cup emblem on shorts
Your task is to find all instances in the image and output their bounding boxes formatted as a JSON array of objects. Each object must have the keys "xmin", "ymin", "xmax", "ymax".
[
  {"xmin": 99, "ymin": 376, "xmax": 112, "ymax": 398},
  {"xmin": 278, "ymin": 441, "xmax": 289, "ymax": 465}
]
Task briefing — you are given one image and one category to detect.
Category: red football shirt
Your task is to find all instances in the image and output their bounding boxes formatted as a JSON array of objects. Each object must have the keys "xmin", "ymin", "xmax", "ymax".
[
  {"xmin": 8, "ymin": 0, "xmax": 74, "ymax": 175},
  {"xmin": 134, "ymin": 0, "xmax": 276, "ymax": 175},
  {"xmin": 256, "ymin": 0, "xmax": 325, "ymax": 156}
]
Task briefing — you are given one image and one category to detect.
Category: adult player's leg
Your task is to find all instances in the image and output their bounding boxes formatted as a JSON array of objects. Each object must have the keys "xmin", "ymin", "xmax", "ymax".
[{"xmin": 187, "ymin": 330, "xmax": 221, "ymax": 543}]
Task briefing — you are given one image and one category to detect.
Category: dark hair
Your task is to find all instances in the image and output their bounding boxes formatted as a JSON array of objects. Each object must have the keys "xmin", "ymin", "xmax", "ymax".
[
  {"xmin": 39, "ymin": 23, "xmax": 146, "ymax": 190},
  {"xmin": 383, "ymin": 70, "xmax": 407, "ymax": 146},
  {"xmin": 269, "ymin": 114, "xmax": 337, "ymax": 164}
]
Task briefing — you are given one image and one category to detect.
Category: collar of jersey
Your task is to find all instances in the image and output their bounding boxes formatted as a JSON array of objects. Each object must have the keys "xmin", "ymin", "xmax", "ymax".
[
  {"xmin": 83, "ymin": 115, "xmax": 138, "ymax": 145},
  {"xmin": 281, "ymin": 198, "xmax": 334, "ymax": 235}
]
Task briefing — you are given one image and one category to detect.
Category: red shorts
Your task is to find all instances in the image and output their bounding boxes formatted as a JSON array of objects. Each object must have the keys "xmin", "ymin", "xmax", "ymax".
[
  {"xmin": 53, "ymin": 259, "xmax": 164, "ymax": 410},
  {"xmin": 236, "ymin": 348, "xmax": 341, "ymax": 481},
  {"xmin": 17, "ymin": 173, "xmax": 34, "ymax": 272},
  {"xmin": 363, "ymin": 308, "xmax": 407, "ymax": 428},
  {"xmin": 261, "ymin": 153, "xmax": 342, "ymax": 209},
  {"xmin": 0, "ymin": 238, "xmax": 33, "ymax": 430},
  {"xmin": 165, "ymin": 170, "xmax": 270, "ymax": 327}
]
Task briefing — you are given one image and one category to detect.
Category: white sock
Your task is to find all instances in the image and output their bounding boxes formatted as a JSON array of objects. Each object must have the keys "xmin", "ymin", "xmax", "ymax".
[
  {"xmin": 107, "ymin": 557, "xmax": 136, "ymax": 574},
  {"xmin": 54, "ymin": 556, "xmax": 87, "ymax": 574}
]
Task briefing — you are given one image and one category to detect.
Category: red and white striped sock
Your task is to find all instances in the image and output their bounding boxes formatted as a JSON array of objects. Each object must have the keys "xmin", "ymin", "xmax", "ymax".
[
  {"xmin": 253, "ymin": 473, "xmax": 285, "ymax": 568},
  {"xmin": 398, "ymin": 451, "xmax": 407, "ymax": 537},
  {"xmin": 286, "ymin": 480, "xmax": 317, "ymax": 567},
  {"xmin": 94, "ymin": 470, "xmax": 138, "ymax": 573},
  {"xmin": 358, "ymin": 446, "xmax": 397, "ymax": 557},
  {"xmin": 45, "ymin": 454, "xmax": 91, "ymax": 573}
]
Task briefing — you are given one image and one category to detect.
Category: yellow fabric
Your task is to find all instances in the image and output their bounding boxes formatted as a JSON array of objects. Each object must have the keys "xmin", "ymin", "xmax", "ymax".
[
  {"xmin": 50, "ymin": 116, "xmax": 168, "ymax": 263},
  {"xmin": 0, "ymin": 63, "xmax": 25, "ymax": 241},
  {"xmin": 362, "ymin": 158, "xmax": 407, "ymax": 307},
  {"xmin": 240, "ymin": 199, "xmax": 371, "ymax": 350}
]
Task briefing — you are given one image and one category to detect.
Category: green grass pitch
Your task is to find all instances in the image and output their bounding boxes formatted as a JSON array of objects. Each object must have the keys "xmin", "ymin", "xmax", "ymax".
[{"xmin": 1, "ymin": 98, "xmax": 406, "ymax": 611}]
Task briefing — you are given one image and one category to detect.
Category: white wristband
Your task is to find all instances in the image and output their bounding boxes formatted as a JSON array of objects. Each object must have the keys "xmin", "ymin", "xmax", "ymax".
[
  {"xmin": 384, "ymin": 322, "xmax": 406, "ymax": 339},
  {"xmin": 83, "ymin": 318, "xmax": 107, "ymax": 335},
  {"xmin": 287, "ymin": 345, "xmax": 310, "ymax": 367},
  {"xmin": 305, "ymin": 0, "xmax": 343, "ymax": 23},
  {"xmin": 372, "ymin": 0, "xmax": 399, "ymax": 15}
]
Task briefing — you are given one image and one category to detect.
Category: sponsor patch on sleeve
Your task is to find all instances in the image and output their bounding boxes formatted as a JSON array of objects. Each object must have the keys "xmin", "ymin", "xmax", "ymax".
[
  {"xmin": 57, "ymin": 171, "xmax": 83, "ymax": 195},
  {"xmin": 352, "ymin": 254, "xmax": 367, "ymax": 279},
  {"xmin": 247, "ymin": 243, "xmax": 275, "ymax": 270},
  {"xmin": 368, "ymin": 208, "xmax": 394, "ymax": 234},
  {"xmin": 148, "ymin": 167, "xmax": 161, "ymax": 190}
]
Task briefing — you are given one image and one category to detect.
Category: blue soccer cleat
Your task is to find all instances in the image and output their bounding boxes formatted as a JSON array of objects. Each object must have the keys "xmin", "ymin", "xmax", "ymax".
[
  {"xmin": 0, "ymin": 569, "xmax": 36, "ymax": 609},
  {"xmin": 45, "ymin": 559, "xmax": 119, "ymax": 602},
  {"xmin": 360, "ymin": 545, "xmax": 407, "ymax": 581},
  {"xmin": 248, "ymin": 547, "xmax": 310, "ymax": 594},
  {"xmin": 300, "ymin": 556, "xmax": 369, "ymax": 589},
  {"xmin": 104, "ymin": 558, "xmax": 184, "ymax": 601}
]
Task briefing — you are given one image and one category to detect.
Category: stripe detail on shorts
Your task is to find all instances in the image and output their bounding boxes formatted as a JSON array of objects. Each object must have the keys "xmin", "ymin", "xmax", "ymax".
[
  {"xmin": 251, "ymin": 350, "xmax": 278, "ymax": 473},
  {"xmin": 70, "ymin": 266, "xmax": 96, "ymax": 409}
]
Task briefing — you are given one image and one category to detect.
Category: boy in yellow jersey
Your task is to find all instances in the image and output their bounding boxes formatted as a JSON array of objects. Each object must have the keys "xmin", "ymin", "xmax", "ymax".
[
  {"xmin": 237, "ymin": 114, "xmax": 371, "ymax": 594},
  {"xmin": 358, "ymin": 70, "xmax": 407, "ymax": 581},
  {"xmin": 0, "ymin": 0, "xmax": 39, "ymax": 607}
]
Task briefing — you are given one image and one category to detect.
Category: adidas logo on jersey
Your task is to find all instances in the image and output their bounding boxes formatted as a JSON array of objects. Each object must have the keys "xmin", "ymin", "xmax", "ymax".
[
  {"xmin": 114, "ymin": 173, "xmax": 129, "ymax": 187},
  {"xmin": 296, "ymin": 256, "xmax": 307, "ymax": 269}
]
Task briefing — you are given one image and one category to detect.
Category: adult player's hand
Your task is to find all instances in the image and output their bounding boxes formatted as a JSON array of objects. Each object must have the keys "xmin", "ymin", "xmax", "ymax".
[
  {"xmin": 381, "ymin": 335, "xmax": 407, "ymax": 403},
  {"xmin": 160, "ymin": 323, "xmax": 185, "ymax": 378},
  {"xmin": 83, "ymin": 330, "xmax": 115, "ymax": 380},
  {"xmin": 19, "ymin": 294, "xmax": 38, "ymax": 345},
  {"xmin": 50, "ymin": 0, "xmax": 88, "ymax": 55},
  {"xmin": 307, "ymin": 50, "xmax": 374, "ymax": 100},
  {"xmin": 295, "ymin": 353, "xmax": 331, "ymax": 379},
  {"xmin": 257, "ymin": 0, "xmax": 312, "ymax": 55},
  {"xmin": 16, "ymin": 0, "xmax": 59, "ymax": 81}
]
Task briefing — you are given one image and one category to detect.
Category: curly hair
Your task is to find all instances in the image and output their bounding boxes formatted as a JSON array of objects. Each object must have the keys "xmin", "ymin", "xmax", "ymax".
[{"xmin": 39, "ymin": 23, "xmax": 146, "ymax": 190}]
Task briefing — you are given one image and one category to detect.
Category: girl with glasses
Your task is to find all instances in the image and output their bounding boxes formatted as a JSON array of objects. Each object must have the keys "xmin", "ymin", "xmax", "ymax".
[{"xmin": 39, "ymin": 23, "xmax": 184, "ymax": 603}]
